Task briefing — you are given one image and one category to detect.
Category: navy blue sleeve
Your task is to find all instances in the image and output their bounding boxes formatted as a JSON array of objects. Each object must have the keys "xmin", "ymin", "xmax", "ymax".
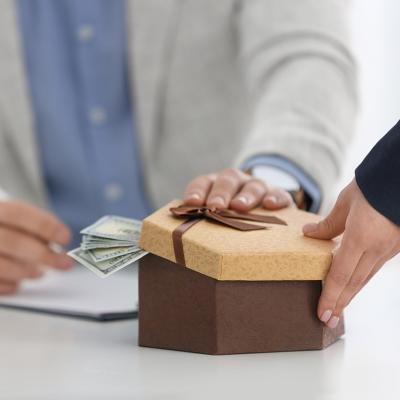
[{"xmin": 355, "ymin": 120, "xmax": 400, "ymax": 226}]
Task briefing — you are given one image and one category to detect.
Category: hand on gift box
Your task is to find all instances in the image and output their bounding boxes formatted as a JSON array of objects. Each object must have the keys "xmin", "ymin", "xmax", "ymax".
[
  {"xmin": 0, "ymin": 200, "xmax": 73, "ymax": 294},
  {"xmin": 303, "ymin": 179, "xmax": 400, "ymax": 328},
  {"xmin": 183, "ymin": 168, "xmax": 294, "ymax": 211}
]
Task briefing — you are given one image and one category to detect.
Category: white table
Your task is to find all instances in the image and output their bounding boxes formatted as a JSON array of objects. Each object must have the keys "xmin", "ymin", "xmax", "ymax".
[{"xmin": 1, "ymin": 259, "xmax": 399, "ymax": 400}]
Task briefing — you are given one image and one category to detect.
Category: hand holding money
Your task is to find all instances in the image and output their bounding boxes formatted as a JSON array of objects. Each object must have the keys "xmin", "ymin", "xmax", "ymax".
[{"xmin": 69, "ymin": 216, "xmax": 148, "ymax": 277}]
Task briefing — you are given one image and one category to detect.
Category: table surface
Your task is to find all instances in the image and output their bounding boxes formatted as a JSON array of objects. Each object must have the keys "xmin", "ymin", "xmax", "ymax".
[{"xmin": 1, "ymin": 259, "xmax": 399, "ymax": 400}]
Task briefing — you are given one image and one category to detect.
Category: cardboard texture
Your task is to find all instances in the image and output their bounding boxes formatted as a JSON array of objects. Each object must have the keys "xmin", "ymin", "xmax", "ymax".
[
  {"xmin": 139, "ymin": 255, "xmax": 344, "ymax": 355},
  {"xmin": 139, "ymin": 201, "xmax": 344, "ymax": 354},
  {"xmin": 139, "ymin": 200, "xmax": 336, "ymax": 281}
]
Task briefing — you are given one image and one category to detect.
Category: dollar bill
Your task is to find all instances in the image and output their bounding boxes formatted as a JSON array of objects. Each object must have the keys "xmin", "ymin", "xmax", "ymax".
[
  {"xmin": 69, "ymin": 215, "xmax": 148, "ymax": 277},
  {"xmin": 69, "ymin": 247, "xmax": 148, "ymax": 278},
  {"xmin": 88, "ymin": 246, "xmax": 141, "ymax": 262},
  {"xmin": 82, "ymin": 235, "xmax": 134, "ymax": 245},
  {"xmin": 81, "ymin": 240, "xmax": 134, "ymax": 251},
  {"xmin": 80, "ymin": 216, "xmax": 142, "ymax": 242}
]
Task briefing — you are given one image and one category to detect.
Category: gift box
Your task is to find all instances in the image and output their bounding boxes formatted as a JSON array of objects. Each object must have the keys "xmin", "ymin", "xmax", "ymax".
[{"xmin": 138, "ymin": 200, "xmax": 344, "ymax": 355}]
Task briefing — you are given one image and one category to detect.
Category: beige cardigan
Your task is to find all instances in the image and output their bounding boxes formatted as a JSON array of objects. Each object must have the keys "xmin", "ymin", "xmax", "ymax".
[{"xmin": 0, "ymin": 0, "xmax": 357, "ymax": 211}]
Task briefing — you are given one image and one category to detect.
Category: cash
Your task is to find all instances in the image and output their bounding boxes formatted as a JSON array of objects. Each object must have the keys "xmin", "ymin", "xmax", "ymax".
[{"xmin": 68, "ymin": 216, "xmax": 148, "ymax": 278}]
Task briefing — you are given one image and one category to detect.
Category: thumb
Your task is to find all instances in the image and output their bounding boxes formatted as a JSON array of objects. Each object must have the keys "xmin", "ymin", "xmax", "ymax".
[{"xmin": 303, "ymin": 196, "xmax": 349, "ymax": 240}]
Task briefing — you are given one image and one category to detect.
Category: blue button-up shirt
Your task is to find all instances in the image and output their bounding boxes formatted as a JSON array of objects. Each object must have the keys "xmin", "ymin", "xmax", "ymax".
[{"xmin": 18, "ymin": 0, "xmax": 151, "ymax": 247}]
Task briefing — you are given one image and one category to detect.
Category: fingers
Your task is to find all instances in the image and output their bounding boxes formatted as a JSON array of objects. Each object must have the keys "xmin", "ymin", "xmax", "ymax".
[
  {"xmin": 346, "ymin": 259, "xmax": 386, "ymax": 306},
  {"xmin": 0, "ymin": 201, "xmax": 71, "ymax": 245},
  {"xmin": 262, "ymin": 189, "xmax": 294, "ymax": 210},
  {"xmin": 183, "ymin": 168, "xmax": 294, "ymax": 211},
  {"xmin": 0, "ymin": 226, "xmax": 73, "ymax": 269},
  {"xmin": 230, "ymin": 179, "xmax": 267, "ymax": 212},
  {"xmin": 328, "ymin": 251, "xmax": 381, "ymax": 321},
  {"xmin": 0, "ymin": 256, "xmax": 44, "ymax": 283},
  {"xmin": 317, "ymin": 233, "xmax": 363, "ymax": 328},
  {"xmin": 303, "ymin": 192, "xmax": 349, "ymax": 240},
  {"xmin": 0, "ymin": 281, "xmax": 18, "ymax": 295},
  {"xmin": 0, "ymin": 201, "xmax": 73, "ymax": 289},
  {"xmin": 183, "ymin": 175, "xmax": 216, "ymax": 206},
  {"xmin": 231, "ymin": 181, "xmax": 293, "ymax": 212},
  {"xmin": 206, "ymin": 169, "xmax": 249, "ymax": 209},
  {"xmin": 207, "ymin": 173, "xmax": 293, "ymax": 211}
]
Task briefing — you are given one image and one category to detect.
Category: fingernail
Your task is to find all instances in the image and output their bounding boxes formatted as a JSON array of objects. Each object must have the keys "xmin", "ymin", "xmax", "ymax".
[
  {"xmin": 236, "ymin": 195, "xmax": 248, "ymax": 205},
  {"xmin": 303, "ymin": 223, "xmax": 318, "ymax": 234},
  {"xmin": 187, "ymin": 193, "xmax": 201, "ymax": 201},
  {"xmin": 49, "ymin": 243, "xmax": 64, "ymax": 253},
  {"xmin": 209, "ymin": 196, "xmax": 225, "ymax": 208},
  {"xmin": 327, "ymin": 316, "xmax": 340, "ymax": 329},
  {"xmin": 265, "ymin": 196, "xmax": 278, "ymax": 204},
  {"xmin": 320, "ymin": 309, "xmax": 332, "ymax": 323}
]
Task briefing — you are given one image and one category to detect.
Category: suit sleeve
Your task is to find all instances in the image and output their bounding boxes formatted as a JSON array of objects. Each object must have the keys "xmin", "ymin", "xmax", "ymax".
[
  {"xmin": 355, "ymin": 121, "xmax": 400, "ymax": 225},
  {"xmin": 234, "ymin": 0, "xmax": 358, "ymax": 210}
]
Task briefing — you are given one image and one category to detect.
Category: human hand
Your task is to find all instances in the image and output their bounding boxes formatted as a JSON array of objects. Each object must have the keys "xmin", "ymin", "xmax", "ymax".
[
  {"xmin": 183, "ymin": 168, "xmax": 294, "ymax": 211},
  {"xmin": 0, "ymin": 200, "xmax": 73, "ymax": 294},
  {"xmin": 303, "ymin": 179, "xmax": 400, "ymax": 328}
]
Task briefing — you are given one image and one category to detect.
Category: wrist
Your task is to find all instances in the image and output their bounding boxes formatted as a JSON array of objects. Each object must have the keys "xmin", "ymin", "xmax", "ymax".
[{"xmin": 242, "ymin": 154, "xmax": 322, "ymax": 212}]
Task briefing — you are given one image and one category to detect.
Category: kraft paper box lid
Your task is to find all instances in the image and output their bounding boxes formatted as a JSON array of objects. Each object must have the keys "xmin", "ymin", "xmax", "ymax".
[{"xmin": 139, "ymin": 200, "xmax": 336, "ymax": 281}]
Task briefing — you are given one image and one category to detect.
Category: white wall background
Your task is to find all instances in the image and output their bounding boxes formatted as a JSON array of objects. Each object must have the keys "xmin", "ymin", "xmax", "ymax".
[{"xmin": 339, "ymin": 0, "xmax": 400, "ymax": 189}]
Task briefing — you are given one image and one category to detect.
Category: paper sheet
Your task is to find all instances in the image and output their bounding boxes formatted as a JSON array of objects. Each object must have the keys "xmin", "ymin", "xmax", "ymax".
[{"xmin": 0, "ymin": 263, "xmax": 138, "ymax": 321}]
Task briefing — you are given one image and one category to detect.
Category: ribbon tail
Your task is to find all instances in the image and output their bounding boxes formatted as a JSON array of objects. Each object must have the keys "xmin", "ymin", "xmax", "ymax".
[
  {"xmin": 217, "ymin": 210, "xmax": 287, "ymax": 226},
  {"xmin": 207, "ymin": 212, "xmax": 267, "ymax": 231}
]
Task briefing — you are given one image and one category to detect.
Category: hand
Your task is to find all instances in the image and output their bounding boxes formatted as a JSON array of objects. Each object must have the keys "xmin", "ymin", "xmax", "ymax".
[
  {"xmin": 0, "ymin": 200, "xmax": 73, "ymax": 294},
  {"xmin": 183, "ymin": 168, "xmax": 294, "ymax": 211},
  {"xmin": 303, "ymin": 179, "xmax": 400, "ymax": 328}
]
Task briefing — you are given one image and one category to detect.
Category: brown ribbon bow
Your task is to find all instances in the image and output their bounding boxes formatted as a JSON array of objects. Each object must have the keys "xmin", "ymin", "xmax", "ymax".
[{"xmin": 170, "ymin": 205, "xmax": 287, "ymax": 266}]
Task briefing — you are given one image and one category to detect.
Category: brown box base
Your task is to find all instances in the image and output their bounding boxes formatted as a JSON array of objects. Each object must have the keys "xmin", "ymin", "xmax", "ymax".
[{"xmin": 139, "ymin": 254, "xmax": 344, "ymax": 355}]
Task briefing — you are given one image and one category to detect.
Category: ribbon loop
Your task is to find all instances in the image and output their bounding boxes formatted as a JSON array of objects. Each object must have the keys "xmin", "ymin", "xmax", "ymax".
[{"xmin": 170, "ymin": 205, "xmax": 287, "ymax": 265}]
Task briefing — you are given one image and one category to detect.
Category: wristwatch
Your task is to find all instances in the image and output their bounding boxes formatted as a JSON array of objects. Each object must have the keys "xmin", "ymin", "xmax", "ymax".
[{"xmin": 249, "ymin": 165, "xmax": 310, "ymax": 210}]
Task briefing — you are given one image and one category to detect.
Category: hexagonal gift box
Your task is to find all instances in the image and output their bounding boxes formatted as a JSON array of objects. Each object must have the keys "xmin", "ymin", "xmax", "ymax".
[{"xmin": 138, "ymin": 201, "xmax": 344, "ymax": 355}]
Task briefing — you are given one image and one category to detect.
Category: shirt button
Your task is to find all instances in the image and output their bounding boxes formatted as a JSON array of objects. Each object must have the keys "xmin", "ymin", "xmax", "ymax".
[
  {"xmin": 77, "ymin": 24, "xmax": 95, "ymax": 42},
  {"xmin": 89, "ymin": 107, "xmax": 107, "ymax": 125},
  {"xmin": 104, "ymin": 183, "xmax": 124, "ymax": 202}
]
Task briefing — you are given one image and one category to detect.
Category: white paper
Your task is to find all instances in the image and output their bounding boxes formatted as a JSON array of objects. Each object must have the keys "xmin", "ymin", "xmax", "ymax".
[{"xmin": 0, "ymin": 263, "xmax": 138, "ymax": 320}]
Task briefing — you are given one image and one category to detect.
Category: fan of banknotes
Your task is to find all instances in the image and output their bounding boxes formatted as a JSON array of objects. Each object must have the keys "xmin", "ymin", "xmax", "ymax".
[{"xmin": 68, "ymin": 216, "xmax": 148, "ymax": 278}]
